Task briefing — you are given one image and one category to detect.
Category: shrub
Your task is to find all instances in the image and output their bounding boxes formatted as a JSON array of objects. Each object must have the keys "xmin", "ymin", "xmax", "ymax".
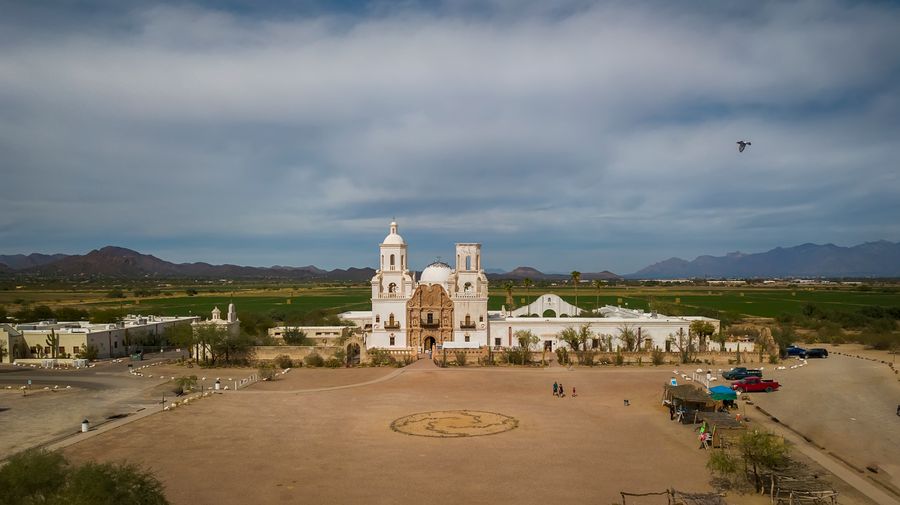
[
  {"xmin": 77, "ymin": 345, "xmax": 99, "ymax": 361},
  {"xmin": 0, "ymin": 449, "xmax": 68, "ymax": 503},
  {"xmin": 274, "ymin": 355, "xmax": 293, "ymax": 369},
  {"xmin": 172, "ymin": 375, "xmax": 197, "ymax": 395},
  {"xmin": 257, "ymin": 363, "xmax": 276, "ymax": 381},
  {"xmin": 768, "ymin": 354, "xmax": 779, "ymax": 364},
  {"xmin": 651, "ymin": 348, "xmax": 665, "ymax": 365},
  {"xmin": 303, "ymin": 352, "xmax": 325, "ymax": 367},
  {"xmin": 579, "ymin": 350, "xmax": 595, "ymax": 367},
  {"xmin": 325, "ymin": 357, "xmax": 343, "ymax": 368},
  {"xmin": 368, "ymin": 348, "xmax": 396, "ymax": 366},
  {"xmin": 555, "ymin": 347, "xmax": 569, "ymax": 365},
  {"xmin": 613, "ymin": 352, "xmax": 625, "ymax": 366},
  {"xmin": 503, "ymin": 348, "xmax": 526, "ymax": 365},
  {"xmin": 0, "ymin": 449, "xmax": 168, "ymax": 505},
  {"xmin": 454, "ymin": 350, "xmax": 467, "ymax": 366}
]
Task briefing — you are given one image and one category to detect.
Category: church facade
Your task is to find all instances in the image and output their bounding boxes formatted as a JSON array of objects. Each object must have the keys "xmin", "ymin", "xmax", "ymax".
[
  {"xmin": 368, "ymin": 221, "xmax": 489, "ymax": 351},
  {"xmin": 356, "ymin": 221, "xmax": 720, "ymax": 354}
]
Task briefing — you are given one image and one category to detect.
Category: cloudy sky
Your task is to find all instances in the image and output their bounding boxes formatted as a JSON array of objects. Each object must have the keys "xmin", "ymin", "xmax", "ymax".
[{"xmin": 1, "ymin": 0, "xmax": 898, "ymax": 274}]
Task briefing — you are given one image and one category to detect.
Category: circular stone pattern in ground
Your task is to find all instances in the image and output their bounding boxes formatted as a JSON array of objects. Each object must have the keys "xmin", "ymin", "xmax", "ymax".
[{"xmin": 390, "ymin": 410, "xmax": 518, "ymax": 438}]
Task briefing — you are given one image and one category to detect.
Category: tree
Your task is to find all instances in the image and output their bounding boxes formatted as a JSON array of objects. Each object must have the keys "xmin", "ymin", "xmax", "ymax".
[
  {"xmin": 514, "ymin": 329, "xmax": 539, "ymax": 365},
  {"xmin": 192, "ymin": 325, "xmax": 227, "ymax": 365},
  {"xmin": 670, "ymin": 327, "xmax": 696, "ymax": 364},
  {"xmin": 282, "ymin": 327, "xmax": 310, "ymax": 345},
  {"xmin": 0, "ymin": 340, "xmax": 6, "ymax": 363},
  {"xmin": 58, "ymin": 460, "xmax": 169, "ymax": 505},
  {"xmin": 0, "ymin": 448, "xmax": 68, "ymax": 504},
  {"xmin": 76, "ymin": 345, "xmax": 99, "ymax": 361},
  {"xmin": 558, "ymin": 326, "xmax": 588, "ymax": 352},
  {"xmin": 690, "ymin": 320, "xmax": 716, "ymax": 351},
  {"xmin": 570, "ymin": 271, "xmax": 581, "ymax": 310},
  {"xmin": 617, "ymin": 324, "xmax": 637, "ymax": 352},
  {"xmin": 54, "ymin": 307, "xmax": 89, "ymax": 321},
  {"xmin": 89, "ymin": 309, "xmax": 125, "ymax": 324},
  {"xmin": 593, "ymin": 279, "xmax": 604, "ymax": 311},
  {"xmin": 0, "ymin": 449, "xmax": 170, "ymax": 505},
  {"xmin": 212, "ymin": 331, "xmax": 255, "ymax": 365},
  {"xmin": 707, "ymin": 429, "xmax": 790, "ymax": 493},
  {"xmin": 168, "ymin": 322, "xmax": 195, "ymax": 356},
  {"xmin": 712, "ymin": 329, "xmax": 728, "ymax": 351},
  {"xmin": 504, "ymin": 281, "xmax": 515, "ymax": 311},
  {"xmin": 106, "ymin": 289, "xmax": 126, "ymax": 299},
  {"xmin": 522, "ymin": 278, "xmax": 533, "ymax": 310}
]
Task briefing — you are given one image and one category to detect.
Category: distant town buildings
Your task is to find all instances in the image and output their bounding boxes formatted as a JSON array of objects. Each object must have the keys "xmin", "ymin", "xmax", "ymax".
[{"xmin": 1, "ymin": 314, "xmax": 198, "ymax": 363}]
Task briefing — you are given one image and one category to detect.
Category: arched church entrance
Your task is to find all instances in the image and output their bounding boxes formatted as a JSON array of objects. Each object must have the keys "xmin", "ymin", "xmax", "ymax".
[
  {"xmin": 424, "ymin": 336, "xmax": 436, "ymax": 352},
  {"xmin": 542, "ymin": 309, "xmax": 557, "ymax": 317},
  {"xmin": 346, "ymin": 343, "xmax": 361, "ymax": 365}
]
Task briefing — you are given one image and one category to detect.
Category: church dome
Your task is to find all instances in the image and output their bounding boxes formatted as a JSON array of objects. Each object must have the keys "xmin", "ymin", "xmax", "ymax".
[
  {"xmin": 382, "ymin": 221, "xmax": 405, "ymax": 245},
  {"xmin": 419, "ymin": 261, "xmax": 452, "ymax": 285}
]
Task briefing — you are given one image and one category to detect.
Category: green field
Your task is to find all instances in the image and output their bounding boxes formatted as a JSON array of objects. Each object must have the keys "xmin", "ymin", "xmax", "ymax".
[
  {"xmin": 2, "ymin": 285, "xmax": 898, "ymax": 322},
  {"xmin": 493, "ymin": 287, "xmax": 900, "ymax": 319}
]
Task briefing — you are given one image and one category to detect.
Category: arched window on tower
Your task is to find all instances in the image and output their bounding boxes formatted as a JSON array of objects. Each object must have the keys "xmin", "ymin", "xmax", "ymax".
[
  {"xmin": 390, "ymin": 254, "xmax": 395, "ymax": 269},
  {"xmin": 465, "ymin": 256, "xmax": 471, "ymax": 270},
  {"xmin": 463, "ymin": 282, "xmax": 472, "ymax": 293},
  {"xmin": 388, "ymin": 282, "xmax": 397, "ymax": 293},
  {"xmin": 375, "ymin": 314, "xmax": 380, "ymax": 323}
]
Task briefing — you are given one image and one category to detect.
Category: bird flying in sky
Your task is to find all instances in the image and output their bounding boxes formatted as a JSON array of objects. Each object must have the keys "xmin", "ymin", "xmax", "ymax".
[{"xmin": 737, "ymin": 140, "xmax": 752, "ymax": 153}]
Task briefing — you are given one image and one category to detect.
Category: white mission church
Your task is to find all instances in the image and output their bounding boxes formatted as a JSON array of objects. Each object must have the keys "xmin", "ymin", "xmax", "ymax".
[{"xmin": 339, "ymin": 221, "xmax": 721, "ymax": 354}]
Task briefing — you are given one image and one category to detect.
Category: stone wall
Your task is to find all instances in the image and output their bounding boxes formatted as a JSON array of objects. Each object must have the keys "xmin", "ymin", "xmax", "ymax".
[
  {"xmin": 429, "ymin": 346, "xmax": 772, "ymax": 366},
  {"xmin": 255, "ymin": 345, "xmax": 341, "ymax": 361}
]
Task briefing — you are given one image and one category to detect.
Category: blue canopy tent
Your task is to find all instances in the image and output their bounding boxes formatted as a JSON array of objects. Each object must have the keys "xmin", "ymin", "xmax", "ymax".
[{"xmin": 709, "ymin": 385, "xmax": 737, "ymax": 401}]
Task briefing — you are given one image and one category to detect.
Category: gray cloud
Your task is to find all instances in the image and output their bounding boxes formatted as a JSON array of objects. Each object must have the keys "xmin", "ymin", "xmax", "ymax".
[{"xmin": 1, "ymin": 0, "xmax": 898, "ymax": 272}]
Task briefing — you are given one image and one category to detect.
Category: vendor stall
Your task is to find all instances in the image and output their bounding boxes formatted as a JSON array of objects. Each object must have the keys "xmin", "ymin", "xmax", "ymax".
[
  {"xmin": 694, "ymin": 411, "xmax": 745, "ymax": 448},
  {"xmin": 662, "ymin": 384, "xmax": 715, "ymax": 423}
]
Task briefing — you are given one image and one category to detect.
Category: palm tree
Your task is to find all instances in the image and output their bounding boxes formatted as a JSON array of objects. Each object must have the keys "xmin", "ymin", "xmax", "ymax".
[
  {"xmin": 504, "ymin": 281, "xmax": 515, "ymax": 314},
  {"xmin": 523, "ymin": 278, "xmax": 533, "ymax": 313},
  {"xmin": 593, "ymin": 279, "xmax": 604, "ymax": 312},
  {"xmin": 570, "ymin": 271, "xmax": 581, "ymax": 312}
]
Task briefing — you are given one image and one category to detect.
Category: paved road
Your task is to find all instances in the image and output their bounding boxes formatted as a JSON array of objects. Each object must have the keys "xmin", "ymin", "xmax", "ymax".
[
  {"xmin": 0, "ymin": 352, "xmax": 183, "ymax": 456},
  {"xmin": 748, "ymin": 352, "xmax": 900, "ymax": 499}
]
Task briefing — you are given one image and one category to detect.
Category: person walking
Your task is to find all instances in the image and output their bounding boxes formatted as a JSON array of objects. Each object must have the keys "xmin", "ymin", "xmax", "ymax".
[
  {"xmin": 553, "ymin": 381, "xmax": 558, "ymax": 397},
  {"xmin": 572, "ymin": 386, "xmax": 577, "ymax": 398},
  {"xmin": 558, "ymin": 384, "xmax": 565, "ymax": 398}
]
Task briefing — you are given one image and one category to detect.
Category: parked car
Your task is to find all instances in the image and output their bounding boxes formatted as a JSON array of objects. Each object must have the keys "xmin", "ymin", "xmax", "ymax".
[
  {"xmin": 731, "ymin": 376, "xmax": 780, "ymax": 393},
  {"xmin": 786, "ymin": 346, "xmax": 807, "ymax": 358},
  {"xmin": 721, "ymin": 367, "xmax": 763, "ymax": 380},
  {"xmin": 806, "ymin": 348, "xmax": 828, "ymax": 358}
]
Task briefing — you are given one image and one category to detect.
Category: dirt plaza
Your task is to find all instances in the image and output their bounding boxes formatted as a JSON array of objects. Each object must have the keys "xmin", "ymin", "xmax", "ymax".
[{"xmin": 62, "ymin": 363, "xmax": 719, "ymax": 505}]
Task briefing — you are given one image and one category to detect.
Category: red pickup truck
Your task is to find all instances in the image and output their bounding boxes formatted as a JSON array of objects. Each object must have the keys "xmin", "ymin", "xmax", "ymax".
[{"xmin": 731, "ymin": 376, "xmax": 780, "ymax": 393}]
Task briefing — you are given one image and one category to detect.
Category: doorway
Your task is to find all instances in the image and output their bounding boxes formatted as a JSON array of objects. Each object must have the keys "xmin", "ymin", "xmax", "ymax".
[{"xmin": 424, "ymin": 336, "xmax": 436, "ymax": 352}]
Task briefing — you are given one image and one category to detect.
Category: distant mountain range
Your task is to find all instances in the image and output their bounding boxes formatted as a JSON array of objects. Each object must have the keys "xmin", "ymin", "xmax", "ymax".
[
  {"xmin": 0, "ymin": 253, "xmax": 70, "ymax": 270},
  {"xmin": 487, "ymin": 266, "xmax": 622, "ymax": 282},
  {"xmin": 0, "ymin": 246, "xmax": 376, "ymax": 281},
  {"xmin": 2, "ymin": 240, "xmax": 898, "ymax": 280},
  {"xmin": 628, "ymin": 240, "xmax": 900, "ymax": 279}
]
